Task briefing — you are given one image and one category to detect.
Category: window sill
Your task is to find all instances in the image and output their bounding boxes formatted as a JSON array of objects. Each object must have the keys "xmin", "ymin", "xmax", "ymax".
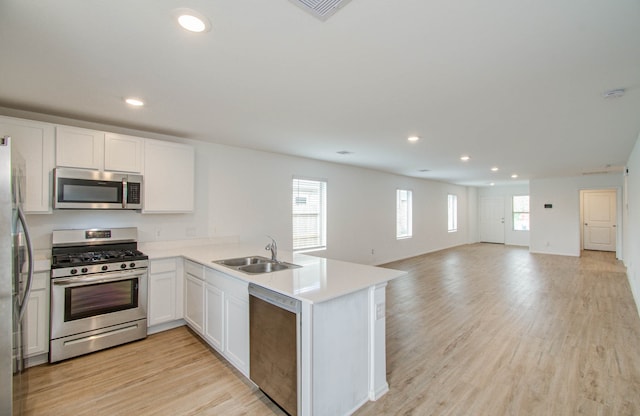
[{"xmin": 294, "ymin": 246, "xmax": 327, "ymax": 254}]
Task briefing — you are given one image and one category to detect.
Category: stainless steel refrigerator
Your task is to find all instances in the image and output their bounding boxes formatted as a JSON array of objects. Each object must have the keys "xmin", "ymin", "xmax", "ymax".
[{"xmin": 1, "ymin": 135, "xmax": 34, "ymax": 415}]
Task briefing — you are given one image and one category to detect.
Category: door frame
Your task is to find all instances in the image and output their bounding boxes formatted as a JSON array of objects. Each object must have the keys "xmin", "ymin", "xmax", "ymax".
[{"xmin": 579, "ymin": 187, "xmax": 622, "ymax": 259}]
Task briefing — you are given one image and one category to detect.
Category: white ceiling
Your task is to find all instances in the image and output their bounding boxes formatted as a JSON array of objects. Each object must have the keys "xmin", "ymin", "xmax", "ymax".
[{"xmin": 1, "ymin": 0, "xmax": 639, "ymax": 186}]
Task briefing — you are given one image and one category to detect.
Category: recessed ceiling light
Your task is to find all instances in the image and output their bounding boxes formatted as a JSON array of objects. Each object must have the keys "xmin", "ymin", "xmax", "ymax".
[
  {"xmin": 511, "ymin": 174, "xmax": 519, "ymax": 179},
  {"xmin": 407, "ymin": 136, "xmax": 420, "ymax": 143},
  {"xmin": 125, "ymin": 98, "xmax": 144, "ymax": 107},
  {"xmin": 178, "ymin": 15, "xmax": 205, "ymax": 32},
  {"xmin": 174, "ymin": 9, "xmax": 211, "ymax": 33},
  {"xmin": 490, "ymin": 182, "xmax": 495, "ymax": 186},
  {"xmin": 460, "ymin": 155, "xmax": 470, "ymax": 161},
  {"xmin": 491, "ymin": 167, "xmax": 499, "ymax": 172}
]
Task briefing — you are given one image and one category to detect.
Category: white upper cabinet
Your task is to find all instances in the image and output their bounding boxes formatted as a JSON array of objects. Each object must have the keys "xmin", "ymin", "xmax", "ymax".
[
  {"xmin": 55, "ymin": 126, "xmax": 105, "ymax": 170},
  {"xmin": 104, "ymin": 133, "xmax": 144, "ymax": 173},
  {"xmin": 0, "ymin": 116, "xmax": 55, "ymax": 213},
  {"xmin": 2, "ymin": 116, "xmax": 195, "ymax": 213},
  {"xmin": 143, "ymin": 139, "xmax": 194, "ymax": 213},
  {"xmin": 56, "ymin": 127, "xmax": 145, "ymax": 173}
]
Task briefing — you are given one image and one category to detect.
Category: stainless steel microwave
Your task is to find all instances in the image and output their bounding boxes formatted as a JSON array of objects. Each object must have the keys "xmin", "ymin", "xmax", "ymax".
[{"xmin": 53, "ymin": 168, "xmax": 143, "ymax": 210}]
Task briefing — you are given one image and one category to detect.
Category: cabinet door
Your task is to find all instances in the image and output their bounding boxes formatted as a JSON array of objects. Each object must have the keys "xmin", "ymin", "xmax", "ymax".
[
  {"xmin": 143, "ymin": 139, "xmax": 194, "ymax": 213},
  {"xmin": 56, "ymin": 126, "xmax": 105, "ymax": 170},
  {"xmin": 104, "ymin": 133, "xmax": 144, "ymax": 173},
  {"xmin": 148, "ymin": 271, "xmax": 177, "ymax": 326},
  {"xmin": 23, "ymin": 272, "xmax": 49, "ymax": 357},
  {"xmin": 0, "ymin": 116, "xmax": 55, "ymax": 213},
  {"xmin": 204, "ymin": 283, "xmax": 224, "ymax": 352},
  {"xmin": 225, "ymin": 293, "xmax": 249, "ymax": 375},
  {"xmin": 184, "ymin": 274, "xmax": 204, "ymax": 334},
  {"xmin": 25, "ymin": 289, "xmax": 48, "ymax": 357}
]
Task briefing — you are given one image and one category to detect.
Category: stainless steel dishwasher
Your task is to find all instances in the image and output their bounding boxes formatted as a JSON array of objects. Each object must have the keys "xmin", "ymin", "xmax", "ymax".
[{"xmin": 249, "ymin": 284, "xmax": 301, "ymax": 416}]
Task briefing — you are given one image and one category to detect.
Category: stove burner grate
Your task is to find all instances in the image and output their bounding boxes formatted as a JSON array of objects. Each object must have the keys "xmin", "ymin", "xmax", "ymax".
[{"xmin": 52, "ymin": 249, "xmax": 147, "ymax": 268}]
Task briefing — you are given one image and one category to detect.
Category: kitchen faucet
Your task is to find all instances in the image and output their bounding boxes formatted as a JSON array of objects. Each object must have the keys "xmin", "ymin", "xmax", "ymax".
[{"xmin": 265, "ymin": 236, "xmax": 278, "ymax": 263}]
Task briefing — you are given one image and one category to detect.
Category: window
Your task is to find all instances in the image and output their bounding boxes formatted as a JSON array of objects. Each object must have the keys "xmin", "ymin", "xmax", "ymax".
[
  {"xmin": 396, "ymin": 189, "xmax": 412, "ymax": 239},
  {"xmin": 513, "ymin": 195, "xmax": 530, "ymax": 231},
  {"xmin": 448, "ymin": 194, "xmax": 458, "ymax": 232},
  {"xmin": 292, "ymin": 177, "xmax": 327, "ymax": 251}
]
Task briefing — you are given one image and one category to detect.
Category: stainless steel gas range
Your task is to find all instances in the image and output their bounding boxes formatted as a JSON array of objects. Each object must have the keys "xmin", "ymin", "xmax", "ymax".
[{"xmin": 49, "ymin": 227, "xmax": 148, "ymax": 363}]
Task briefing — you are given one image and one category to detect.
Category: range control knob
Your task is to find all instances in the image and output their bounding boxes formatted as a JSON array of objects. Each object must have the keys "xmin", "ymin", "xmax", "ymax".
[
  {"xmin": 120, "ymin": 263, "xmax": 127, "ymax": 269},
  {"xmin": 129, "ymin": 262, "xmax": 136, "ymax": 268},
  {"xmin": 101, "ymin": 265, "xmax": 108, "ymax": 271},
  {"xmin": 70, "ymin": 268, "xmax": 78, "ymax": 275},
  {"xmin": 81, "ymin": 267, "xmax": 88, "ymax": 273}
]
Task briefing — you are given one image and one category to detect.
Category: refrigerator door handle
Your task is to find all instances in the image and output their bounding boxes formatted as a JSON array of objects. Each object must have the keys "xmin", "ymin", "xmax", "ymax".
[{"xmin": 17, "ymin": 204, "xmax": 34, "ymax": 322}]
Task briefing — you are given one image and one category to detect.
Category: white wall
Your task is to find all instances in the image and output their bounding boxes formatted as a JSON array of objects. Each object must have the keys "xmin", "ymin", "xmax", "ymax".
[
  {"xmin": 624, "ymin": 132, "xmax": 640, "ymax": 315},
  {"xmin": 204, "ymin": 142, "xmax": 471, "ymax": 265},
  {"xmin": 529, "ymin": 173, "xmax": 623, "ymax": 257},
  {"xmin": 477, "ymin": 184, "xmax": 530, "ymax": 247},
  {"xmin": 21, "ymin": 114, "xmax": 472, "ymax": 265}
]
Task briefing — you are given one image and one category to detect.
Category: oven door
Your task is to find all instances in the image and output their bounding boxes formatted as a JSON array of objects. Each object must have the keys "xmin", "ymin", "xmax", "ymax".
[{"xmin": 50, "ymin": 269, "xmax": 148, "ymax": 340}]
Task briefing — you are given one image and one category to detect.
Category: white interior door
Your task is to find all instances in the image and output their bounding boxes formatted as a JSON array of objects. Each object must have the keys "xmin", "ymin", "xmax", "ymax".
[
  {"xmin": 583, "ymin": 190, "xmax": 616, "ymax": 252},
  {"xmin": 479, "ymin": 197, "xmax": 505, "ymax": 244}
]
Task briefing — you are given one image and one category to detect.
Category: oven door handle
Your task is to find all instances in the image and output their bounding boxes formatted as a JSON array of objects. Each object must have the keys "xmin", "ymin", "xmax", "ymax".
[{"xmin": 52, "ymin": 270, "xmax": 147, "ymax": 286}]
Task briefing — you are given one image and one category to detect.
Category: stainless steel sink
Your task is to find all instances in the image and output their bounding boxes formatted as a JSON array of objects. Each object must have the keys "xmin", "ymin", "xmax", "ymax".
[
  {"xmin": 238, "ymin": 262, "xmax": 292, "ymax": 274},
  {"xmin": 213, "ymin": 256, "xmax": 301, "ymax": 275},
  {"xmin": 215, "ymin": 256, "xmax": 271, "ymax": 267}
]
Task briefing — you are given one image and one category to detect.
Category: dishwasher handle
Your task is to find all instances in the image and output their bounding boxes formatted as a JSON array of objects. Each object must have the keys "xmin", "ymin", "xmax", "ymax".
[{"xmin": 249, "ymin": 284, "xmax": 301, "ymax": 314}]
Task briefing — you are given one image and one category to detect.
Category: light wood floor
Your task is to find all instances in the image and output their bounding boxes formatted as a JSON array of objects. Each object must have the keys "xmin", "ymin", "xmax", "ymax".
[
  {"xmin": 21, "ymin": 244, "xmax": 640, "ymax": 415},
  {"xmin": 20, "ymin": 325, "xmax": 285, "ymax": 416}
]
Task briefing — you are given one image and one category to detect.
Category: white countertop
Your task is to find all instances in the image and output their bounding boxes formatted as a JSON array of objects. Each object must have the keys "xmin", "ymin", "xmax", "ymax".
[{"xmin": 140, "ymin": 241, "xmax": 406, "ymax": 304}]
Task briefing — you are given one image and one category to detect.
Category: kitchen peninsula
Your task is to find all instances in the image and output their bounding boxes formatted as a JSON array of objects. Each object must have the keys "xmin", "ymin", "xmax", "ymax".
[{"xmin": 141, "ymin": 240, "xmax": 406, "ymax": 416}]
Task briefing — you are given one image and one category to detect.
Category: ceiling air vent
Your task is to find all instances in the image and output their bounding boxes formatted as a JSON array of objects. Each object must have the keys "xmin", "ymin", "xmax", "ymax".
[{"xmin": 288, "ymin": 0, "xmax": 354, "ymax": 20}]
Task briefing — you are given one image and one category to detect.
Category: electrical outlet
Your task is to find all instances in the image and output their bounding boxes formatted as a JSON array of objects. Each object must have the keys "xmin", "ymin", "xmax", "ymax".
[
  {"xmin": 371, "ymin": 248, "xmax": 375, "ymax": 255},
  {"xmin": 376, "ymin": 302, "xmax": 385, "ymax": 320}
]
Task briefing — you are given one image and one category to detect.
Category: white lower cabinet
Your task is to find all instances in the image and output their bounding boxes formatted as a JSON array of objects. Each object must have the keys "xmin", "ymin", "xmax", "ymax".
[
  {"xmin": 204, "ymin": 268, "xmax": 249, "ymax": 376},
  {"xmin": 181, "ymin": 262, "xmax": 249, "ymax": 375},
  {"xmin": 148, "ymin": 258, "xmax": 183, "ymax": 327},
  {"xmin": 24, "ymin": 271, "xmax": 50, "ymax": 360},
  {"xmin": 184, "ymin": 261, "xmax": 205, "ymax": 334},
  {"xmin": 223, "ymin": 291, "xmax": 249, "ymax": 375},
  {"xmin": 204, "ymin": 283, "xmax": 224, "ymax": 351}
]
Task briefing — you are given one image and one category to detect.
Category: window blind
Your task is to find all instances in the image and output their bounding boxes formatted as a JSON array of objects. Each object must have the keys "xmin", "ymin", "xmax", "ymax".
[{"xmin": 292, "ymin": 177, "xmax": 327, "ymax": 251}]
